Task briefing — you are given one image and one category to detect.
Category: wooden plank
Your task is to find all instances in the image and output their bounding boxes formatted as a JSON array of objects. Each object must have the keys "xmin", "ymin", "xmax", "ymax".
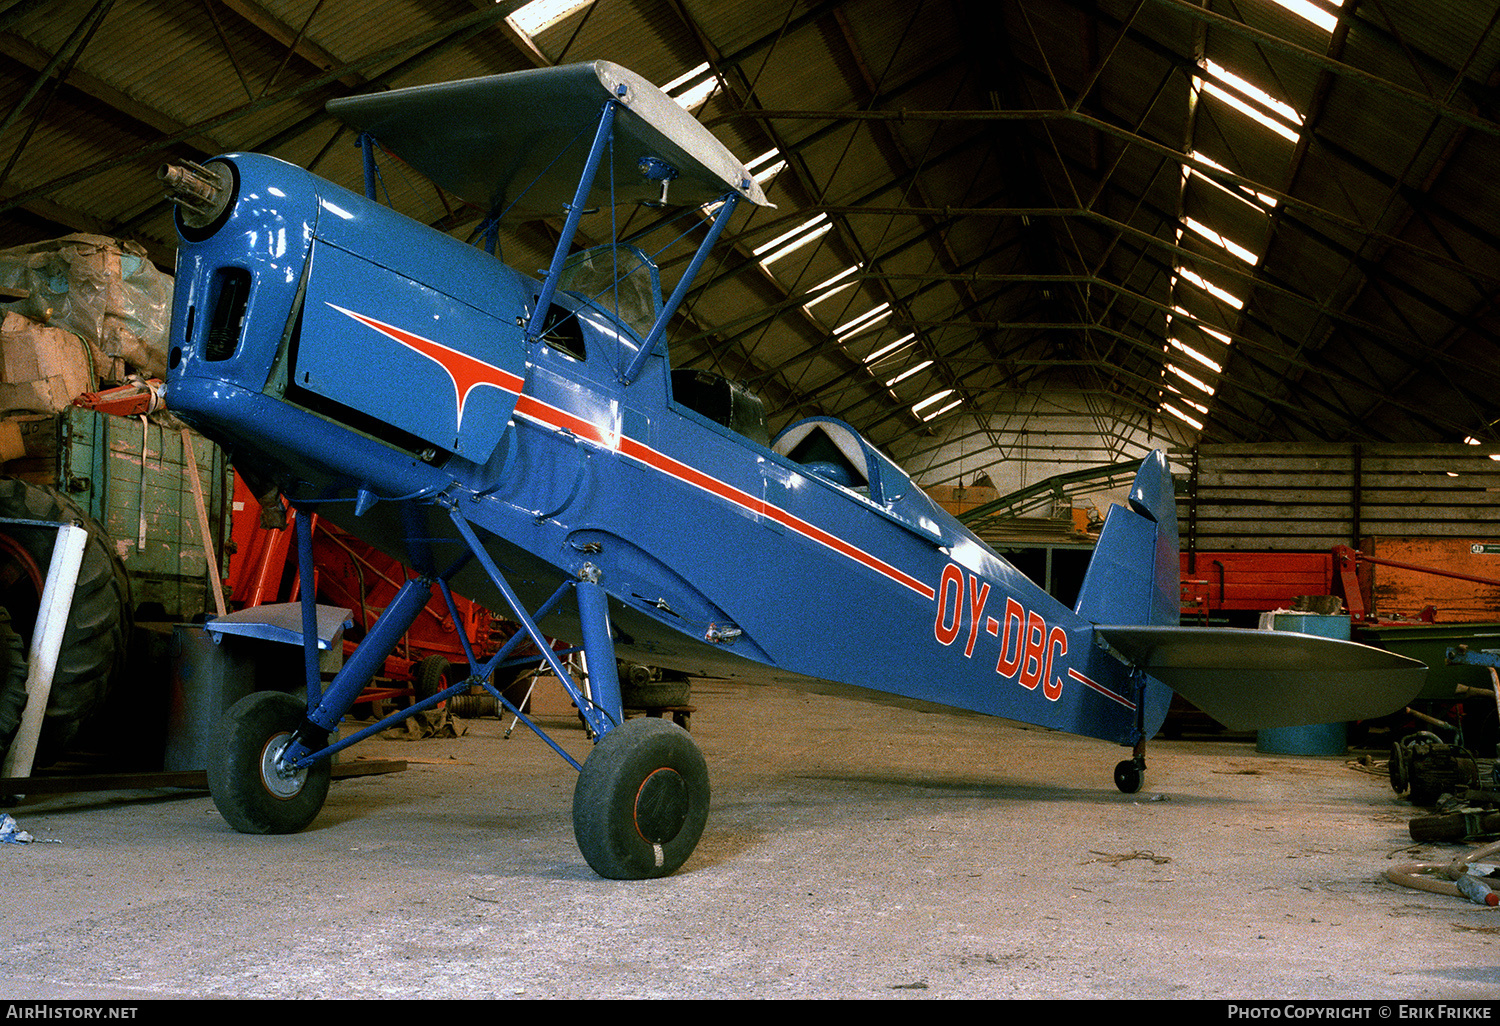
[
  {"xmin": 1195, "ymin": 471, "xmax": 1357, "ymax": 489},
  {"xmin": 1184, "ymin": 443, "xmax": 1357, "ymax": 457},
  {"xmin": 1192, "ymin": 455, "xmax": 1357, "ymax": 474}
]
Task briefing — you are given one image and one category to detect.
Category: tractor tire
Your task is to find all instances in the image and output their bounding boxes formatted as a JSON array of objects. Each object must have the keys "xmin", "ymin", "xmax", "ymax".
[
  {"xmin": 0, "ymin": 478, "xmax": 131, "ymax": 766},
  {"xmin": 0, "ymin": 608, "xmax": 30, "ymax": 766}
]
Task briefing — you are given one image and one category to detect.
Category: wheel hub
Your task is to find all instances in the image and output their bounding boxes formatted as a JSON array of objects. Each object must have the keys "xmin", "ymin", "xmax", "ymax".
[
  {"xmin": 634, "ymin": 767, "xmax": 688, "ymax": 843},
  {"xmin": 259, "ymin": 732, "xmax": 307, "ymax": 799}
]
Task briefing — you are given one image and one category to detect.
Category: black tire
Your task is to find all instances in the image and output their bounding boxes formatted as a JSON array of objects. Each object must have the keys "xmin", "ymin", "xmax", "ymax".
[
  {"xmin": 1114, "ymin": 758, "xmax": 1144, "ymax": 794},
  {"xmin": 0, "ymin": 478, "xmax": 130, "ymax": 765},
  {"xmin": 208, "ymin": 690, "xmax": 330, "ymax": 834},
  {"xmin": 0, "ymin": 609, "xmax": 29, "ymax": 763},
  {"xmin": 572, "ymin": 717, "xmax": 710, "ymax": 879},
  {"xmin": 412, "ymin": 655, "xmax": 451, "ymax": 702},
  {"xmin": 621, "ymin": 679, "xmax": 691, "ymax": 708}
]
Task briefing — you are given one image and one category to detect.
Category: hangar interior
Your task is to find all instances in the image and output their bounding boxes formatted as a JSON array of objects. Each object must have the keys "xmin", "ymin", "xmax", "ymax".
[{"xmin": 0, "ymin": 0, "xmax": 1497, "ymax": 1001}]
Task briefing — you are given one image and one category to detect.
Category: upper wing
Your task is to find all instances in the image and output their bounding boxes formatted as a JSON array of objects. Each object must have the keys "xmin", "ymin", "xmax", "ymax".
[{"xmin": 327, "ymin": 61, "xmax": 771, "ymax": 219}]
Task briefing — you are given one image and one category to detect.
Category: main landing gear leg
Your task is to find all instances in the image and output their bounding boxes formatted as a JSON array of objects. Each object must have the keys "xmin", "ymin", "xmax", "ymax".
[
  {"xmin": 445, "ymin": 514, "xmax": 710, "ymax": 879},
  {"xmin": 568, "ymin": 570, "xmax": 709, "ymax": 880}
]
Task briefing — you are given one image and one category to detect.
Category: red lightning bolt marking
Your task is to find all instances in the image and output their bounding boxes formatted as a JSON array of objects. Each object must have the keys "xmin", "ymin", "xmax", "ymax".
[{"xmin": 327, "ymin": 304, "xmax": 523, "ymax": 430}]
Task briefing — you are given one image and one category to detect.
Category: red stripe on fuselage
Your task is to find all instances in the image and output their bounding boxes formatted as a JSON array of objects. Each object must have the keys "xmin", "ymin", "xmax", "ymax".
[
  {"xmin": 511, "ymin": 392, "xmax": 935, "ymax": 600},
  {"xmin": 1068, "ymin": 666, "xmax": 1134, "ymax": 711},
  {"xmin": 328, "ymin": 304, "xmax": 525, "ymax": 429},
  {"xmin": 328, "ymin": 306, "xmax": 934, "ymax": 601}
]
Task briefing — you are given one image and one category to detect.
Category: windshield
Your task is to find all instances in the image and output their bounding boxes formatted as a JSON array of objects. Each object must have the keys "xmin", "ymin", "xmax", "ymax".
[{"xmin": 558, "ymin": 244, "xmax": 662, "ymax": 340}]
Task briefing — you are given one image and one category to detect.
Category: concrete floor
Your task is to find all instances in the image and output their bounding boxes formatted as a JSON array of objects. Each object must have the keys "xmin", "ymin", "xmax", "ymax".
[{"xmin": 1, "ymin": 677, "xmax": 1497, "ymax": 1001}]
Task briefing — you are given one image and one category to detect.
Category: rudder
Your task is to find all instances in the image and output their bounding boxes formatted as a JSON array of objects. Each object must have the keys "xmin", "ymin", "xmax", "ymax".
[{"xmin": 1074, "ymin": 450, "xmax": 1179, "ymax": 629}]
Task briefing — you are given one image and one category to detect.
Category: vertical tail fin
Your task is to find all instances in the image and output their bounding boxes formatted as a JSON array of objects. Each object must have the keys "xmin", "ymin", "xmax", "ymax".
[{"xmin": 1073, "ymin": 451, "xmax": 1180, "ymax": 628}]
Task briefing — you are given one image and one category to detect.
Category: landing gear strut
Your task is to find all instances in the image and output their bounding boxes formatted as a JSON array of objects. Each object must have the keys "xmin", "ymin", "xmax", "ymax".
[{"xmin": 205, "ymin": 495, "xmax": 713, "ymax": 879}]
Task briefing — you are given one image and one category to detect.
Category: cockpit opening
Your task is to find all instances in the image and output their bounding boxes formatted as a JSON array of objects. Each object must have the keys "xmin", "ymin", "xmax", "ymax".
[{"xmin": 670, "ymin": 369, "xmax": 770, "ymax": 448}]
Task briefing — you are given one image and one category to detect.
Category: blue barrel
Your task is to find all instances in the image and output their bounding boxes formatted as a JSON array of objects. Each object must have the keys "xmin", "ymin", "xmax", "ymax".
[{"xmin": 1256, "ymin": 613, "xmax": 1351, "ymax": 755}]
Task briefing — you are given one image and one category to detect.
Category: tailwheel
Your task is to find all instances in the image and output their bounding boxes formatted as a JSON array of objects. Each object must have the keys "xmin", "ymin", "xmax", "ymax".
[
  {"xmin": 1114, "ymin": 756, "xmax": 1145, "ymax": 794},
  {"xmin": 572, "ymin": 717, "xmax": 709, "ymax": 879},
  {"xmin": 208, "ymin": 690, "xmax": 331, "ymax": 834}
]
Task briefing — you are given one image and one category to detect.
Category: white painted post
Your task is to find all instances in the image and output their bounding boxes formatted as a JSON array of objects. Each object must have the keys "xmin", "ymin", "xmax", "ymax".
[{"xmin": 1, "ymin": 522, "xmax": 88, "ymax": 784}]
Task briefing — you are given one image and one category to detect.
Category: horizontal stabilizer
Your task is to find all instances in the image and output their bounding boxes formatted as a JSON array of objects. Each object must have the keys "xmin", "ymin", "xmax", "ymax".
[{"xmin": 1094, "ymin": 625, "xmax": 1426, "ymax": 730}]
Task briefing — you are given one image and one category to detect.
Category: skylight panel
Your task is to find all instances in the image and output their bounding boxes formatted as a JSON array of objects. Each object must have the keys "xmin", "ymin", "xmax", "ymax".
[
  {"xmin": 754, "ymin": 214, "xmax": 830, "ymax": 266},
  {"xmin": 922, "ymin": 397, "xmax": 963, "ymax": 422},
  {"xmin": 747, "ymin": 148, "xmax": 787, "ymax": 187},
  {"xmin": 1269, "ymin": 0, "xmax": 1343, "ymax": 33},
  {"xmin": 1169, "ymin": 337, "xmax": 1224, "ymax": 374},
  {"xmin": 1171, "ymin": 306, "xmax": 1233, "ymax": 346},
  {"xmin": 663, "ymin": 63, "xmax": 721, "ymax": 112},
  {"xmin": 1161, "ymin": 403, "xmax": 1204, "ymax": 431},
  {"xmin": 1463, "ymin": 436, "xmax": 1500, "ymax": 461},
  {"xmin": 863, "ymin": 333, "xmax": 915, "ymax": 365},
  {"xmin": 1176, "ymin": 267, "xmax": 1244, "ymax": 310},
  {"xmin": 1167, "ymin": 363, "xmax": 1216, "ymax": 397},
  {"xmin": 914, "ymin": 389, "xmax": 961, "ymax": 421},
  {"xmin": 803, "ymin": 265, "xmax": 861, "ymax": 312},
  {"xmin": 885, "ymin": 359, "xmax": 933, "ymax": 387},
  {"xmin": 834, "ymin": 302, "xmax": 891, "ymax": 340},
  {"xmin": 1200, "ymin": 60, "xmax": 1303, "ymax": 144},
  {"xmin": 912, "ymin": 389, "xmax": 955, "ymax": 415},
  {"xmin": 505, "ymin": 0, "xmax": 591, "ymax": 37},
  {"xmin": 1184, "ymin": 217, "xmax": 1258, "ymax": 265},
  {"xmin": 1185, "ymin": 153, "xmax": 1278, "ymax": 212}
]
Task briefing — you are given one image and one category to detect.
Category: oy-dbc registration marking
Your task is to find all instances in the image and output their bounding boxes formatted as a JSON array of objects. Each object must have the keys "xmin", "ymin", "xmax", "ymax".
[{"xmin": 931, "ymin": 563, "xmax": 1066, "ymax": 700}]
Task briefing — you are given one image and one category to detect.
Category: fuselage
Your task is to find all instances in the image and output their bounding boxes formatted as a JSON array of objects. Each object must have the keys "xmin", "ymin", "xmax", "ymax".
[{"xmin": 164, "ymin": 152, "xmax": 1169, "ymax": 747}]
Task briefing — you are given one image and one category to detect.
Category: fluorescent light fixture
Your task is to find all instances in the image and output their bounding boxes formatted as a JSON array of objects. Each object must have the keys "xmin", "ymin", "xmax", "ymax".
[
  {"xmin": 505, "ymin": 0, "xmax": 591, "ymax": 36},
  {"xmin": 885, "ymin": 359, "xmax": 933, "ymax": 387}
]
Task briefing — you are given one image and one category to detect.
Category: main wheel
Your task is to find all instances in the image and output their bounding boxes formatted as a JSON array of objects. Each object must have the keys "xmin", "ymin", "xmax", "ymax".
[
  {"xmin": 208, "ymin": 690, "xmax": 330, "ymax": 834},
  {"xmin": 572, "ymin": 716, "xmax": 709, "ymax": 879}
]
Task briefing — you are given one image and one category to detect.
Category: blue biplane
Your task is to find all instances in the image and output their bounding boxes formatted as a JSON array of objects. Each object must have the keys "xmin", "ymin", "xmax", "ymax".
[{"xmin": 159, "ymin": 62, "xmax": 1425, "ymax": 879}]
